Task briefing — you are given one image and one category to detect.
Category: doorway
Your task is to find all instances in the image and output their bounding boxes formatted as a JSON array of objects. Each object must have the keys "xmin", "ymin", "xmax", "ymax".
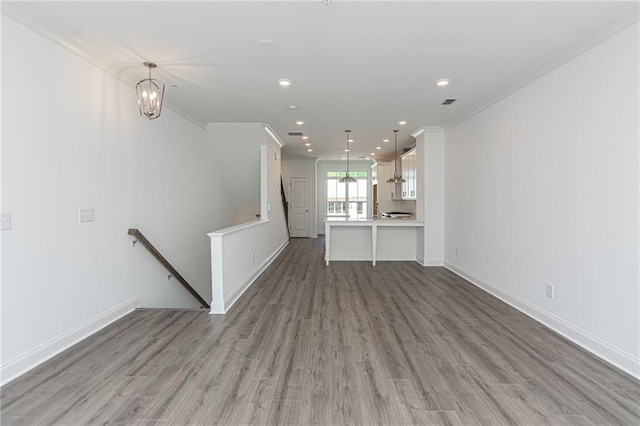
[{"xmin": 290, "ymin": 177, "xmax": 309, "ymax": 238}]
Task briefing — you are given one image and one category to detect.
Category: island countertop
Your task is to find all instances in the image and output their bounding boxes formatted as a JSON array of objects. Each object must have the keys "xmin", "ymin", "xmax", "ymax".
[
  {"xmin": 324, "ymin": 216, "xmax": 423, "ymax": 225},
  {"xmin": 324, "ymin": 217, "xmax": 424, "ymax": 265}
]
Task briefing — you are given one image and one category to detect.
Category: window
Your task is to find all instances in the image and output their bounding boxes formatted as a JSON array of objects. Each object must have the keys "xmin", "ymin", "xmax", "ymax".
[{"xmin": 326, "ymin": 171, "xmax": 368, "ymax": 218}]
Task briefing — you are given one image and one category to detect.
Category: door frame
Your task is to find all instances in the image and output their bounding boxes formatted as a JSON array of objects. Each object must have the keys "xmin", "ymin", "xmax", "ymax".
[{"xmin": 290, "ymin": 176, "xmax": 310, "ymax": 238}]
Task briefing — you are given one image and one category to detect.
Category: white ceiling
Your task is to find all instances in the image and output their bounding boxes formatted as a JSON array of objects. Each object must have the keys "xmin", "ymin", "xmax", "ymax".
[{"xmin": 3, "ymin": 1, "xmax": 638, "ymax": 160}]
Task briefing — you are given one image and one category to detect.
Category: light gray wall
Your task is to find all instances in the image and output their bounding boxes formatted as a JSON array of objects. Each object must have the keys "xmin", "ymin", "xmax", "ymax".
[
  {"xmin": 206, "ymin": 123, "xmax": 263, "ymax": 226},
  {"xmin": 210, "ymin": 133, "xmax": 289, "ymax": 313},
  {"xmin": 1, "ymin": 15, "xmax": 225, "ymax": 383},
  {"xmin": 444, "ymin": 23, "xmax": 639, "ymax": 376}
]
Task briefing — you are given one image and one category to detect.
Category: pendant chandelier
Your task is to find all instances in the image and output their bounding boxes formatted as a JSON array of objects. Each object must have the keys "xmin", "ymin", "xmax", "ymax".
[
  {"xmin": 136, "ymin": 62, "xmax": 165, "ymax": 120},
  {"xmin": 387, "ymin": 130, "xmax": 406, "ymax": 183},
  {"xmin": 339, "ymin": 130, "xmax": 357, "ymax": 183}
]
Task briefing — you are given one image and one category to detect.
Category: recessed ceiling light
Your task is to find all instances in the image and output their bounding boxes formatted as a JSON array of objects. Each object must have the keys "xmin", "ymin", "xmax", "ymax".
[
  {"xmin": 287, "ymin": 105, "xmax": 298, "ymax": 110},
  {"xmin": 307, "ymin": 148, "xmax": 313, "ymax": 152},
  {"xmin": 278, "ymin": 79, "xmax": 292, "ymax": 87},
  {"xmin": 304, "ymin": 142, "xmax": 311, "ymax": 146},
  {"xmin": 348, "ymin": 139, "xmax": 354, "ymax": 143},
  {"xmin": 301, "ymin": 136, "xmax": 309, "ymax": 140},
  {"xmin": 376, "ymin": 146, "xmax": 382, "ymax": 150},
  {"xmin": 382, "ymin": 139, "xmax": 389, "ymax": 143},
  {"xmin": 370, "ymin": 152, "xmax": 376, "ymax": 156},
  {"xmin": 344, "ymin": 149, "xmax": 350, "ymax": 152},
  {"xmin": 341, "ymin": 157, "xmax": 346, "ymax": 160},
  {"xmin": 437, "ymin": 79, "xmax": 451, "ymax": 86},
  {"xmin": 398, "ymin": 121, "xmax": 407, "ymax": 125},
  {"xmin": 296, "ymin": 121, "xmax": 304, "ymax": 125}
]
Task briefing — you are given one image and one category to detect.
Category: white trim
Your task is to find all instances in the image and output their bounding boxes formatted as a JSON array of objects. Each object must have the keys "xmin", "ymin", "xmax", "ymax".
[
  {"xmin": 1, "ymin": 5, "xmax": 207, "ymax": 130},
  {"xmin": 0, "ymin": 295, "xmax": 141, "ymax": 386},
  {"xmin": 444, "ymin": 261, "xmax": 640, "ymax": 380},
  {"xmin": 420, "ymin": 258, "xmax": 443, "ymax": 267},
  {"xmin": 210, "ymin": 300, "xmax": 226, "ymax": 315},
  {"xmin": 289, "ymin": 176, "xmax": 310, "ymax": 238},
  {"xmin": 210, "ymin": 240, "xmax": 289, "ymax": 314},
  {"xmin": 410, "ymin": 128, "xmax": 425, "ymax": 138},
  {"xmin": 411, "ymin": 126, "xmax": 444, "ymax": 138},
  {"xmin": 263, "ymin": 124, "xmax": 285, "ymax": 148},
  {"xmin": 260, "ymin": 145, "xmax": 269, "ymax": 219},
  {"xmin": 442, "ymin": 4, "xmax": 639, "ymax": 131},
  {"xmin": 208, "ymin": 219, "xmax": 269, "ymax": 237}
]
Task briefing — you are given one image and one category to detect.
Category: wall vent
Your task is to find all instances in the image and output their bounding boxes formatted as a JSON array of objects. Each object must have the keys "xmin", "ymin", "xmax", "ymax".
[
  {"xmin": 287, "ymin": 131, "xmax": 304, "ymax": 136},
  {"xmin": 442, "ymin": 98, "xmax": 457, "ymax": 105}
]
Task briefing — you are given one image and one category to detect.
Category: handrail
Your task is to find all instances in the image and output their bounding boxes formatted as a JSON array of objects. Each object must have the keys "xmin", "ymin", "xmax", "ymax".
[
  {"xmin": 127, "ymin": 228, "xmax": 210, "ymax": 309},
  {"xmin": 281, "ymin": 177, "xmax": 290, "ymax": 239}
]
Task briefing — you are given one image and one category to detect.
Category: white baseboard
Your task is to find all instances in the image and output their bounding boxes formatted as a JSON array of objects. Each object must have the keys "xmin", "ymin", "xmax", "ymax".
[
  {"xmin": 444, "ymin": 261, "xmax": 640, "ymax": 380},
  {"xmin": 0, "ymin": 295, "xmax": 141, "ymax": 386},
  {"xmin": 210, "ymin": 300, "xmax": 226, "ymax": 315},
  {"xmin": 418, "ymin": 257, "xmax": 443, "ymax": 267},
  {"xmin": 211, "ymin": 240, "xmax": 289, "ymax": 314}
]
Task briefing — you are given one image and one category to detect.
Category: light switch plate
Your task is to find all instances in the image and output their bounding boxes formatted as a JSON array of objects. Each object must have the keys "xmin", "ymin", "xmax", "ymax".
[
  {"xmin": 1, "ymin": 212, "xmax": 11, "ymax": 230},
  {"xmin": 79, "ymin": 208, "xmax": 95, "ymax": 223}
]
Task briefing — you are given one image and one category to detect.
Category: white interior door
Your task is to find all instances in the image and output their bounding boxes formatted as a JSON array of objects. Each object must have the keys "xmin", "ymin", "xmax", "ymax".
[{"xmin": 290, "ymin": 177, "xmax": 309, "ymax": 238}]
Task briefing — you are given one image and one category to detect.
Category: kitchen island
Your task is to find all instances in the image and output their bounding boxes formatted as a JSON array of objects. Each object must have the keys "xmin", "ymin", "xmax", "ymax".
[{"xmin": 324, "ymin": 217, "xmax": 424, "ymax": 265}]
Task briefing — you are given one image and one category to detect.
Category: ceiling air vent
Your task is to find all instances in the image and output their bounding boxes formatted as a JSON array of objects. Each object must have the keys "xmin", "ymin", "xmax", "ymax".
[
  {"xmin": 442, "ymin": 98, "xmax": 457, "ymax": 105},
  {"xmin": 288, "ymin": 131, "xmax": 304, "ymax": 136}
]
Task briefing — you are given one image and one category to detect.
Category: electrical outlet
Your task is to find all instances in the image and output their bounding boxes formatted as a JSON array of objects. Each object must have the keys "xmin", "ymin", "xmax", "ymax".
[
  {"xmin": 79, "ymin": 208, "xmax": 94, "ymax": 223},
  {"xmin": 1, "ymin": 212, "xmax": 12, "ymax": 230},
  {"xmin": 546, "ymin": 284, "xmax": 554, "ymax": 299},
  {"xmin": 455, "ymin": 248, "xmax": 460, "ymax": 258}
]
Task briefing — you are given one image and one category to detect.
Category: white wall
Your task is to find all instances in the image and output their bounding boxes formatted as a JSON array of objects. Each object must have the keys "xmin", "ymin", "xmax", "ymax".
[
  {"xmin": 281, "ymin": 156, "xmax": 317, "ymax": 237},
  {"xmin": 316, "ymin": 159, "xmax": 374, "ymax": 234},
  {"xmin": 444, "ymin": 23, "xmax": 639, "ymax": 376},
  {"xmin": 209, "ymin": 133, "xmax": 289, "ymax": 313},
  {"xmin": 206, "ymin": 123, "xmax": 263, "ymax": 226},
  {"xmin": 413, "ymin": 127, "xmax": 444, "ymax": 266},
  {"xmin": 1, "ymin": 16, "xmax": 224, "ymax": 384}
]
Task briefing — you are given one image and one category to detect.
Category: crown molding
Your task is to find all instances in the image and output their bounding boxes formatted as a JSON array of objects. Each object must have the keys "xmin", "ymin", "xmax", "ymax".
[
  {"xmin": 442, "ymin": 3, "xmax": 639, "ymax": 131},
  {"xmin": 263, "ymin": 124, "xmax": 285, "ymax": 148},
  {"xmin": 411, "ymin": 126, "xmax": 444, "ymax": 138},
  {"xmin": 2, "ymin": 2, "xmax": 207, "ymax": 129}
]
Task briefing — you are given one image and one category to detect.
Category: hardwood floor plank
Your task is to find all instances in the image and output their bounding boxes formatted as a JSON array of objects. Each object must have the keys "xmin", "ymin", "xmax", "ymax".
[{"xmin": 2, "ymin": 238, "xmax": 638, "ymax": 425}]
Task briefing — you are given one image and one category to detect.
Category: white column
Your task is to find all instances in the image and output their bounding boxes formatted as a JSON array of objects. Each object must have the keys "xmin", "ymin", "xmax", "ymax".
[
  {"xmin": 372, "ymin": 224, "xmax": 378, "ymax": 266},
  {"xmin": 412, "ymin": 126, "xmax": 444, "ymax": 266},
  {"xmin": 325, "ymin": 221, "xmax": 331, "ymax": 265}
]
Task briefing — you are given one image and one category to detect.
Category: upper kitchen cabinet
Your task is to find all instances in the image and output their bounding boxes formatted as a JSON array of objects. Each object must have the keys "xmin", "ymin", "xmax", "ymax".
[{"xmin": 401, "ymin": 148, "xmax": 417, "ymax": 200}]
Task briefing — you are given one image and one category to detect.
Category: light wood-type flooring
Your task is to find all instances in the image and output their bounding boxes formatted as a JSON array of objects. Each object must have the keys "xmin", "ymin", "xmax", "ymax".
[{"xmin": 2, "ymin": 238, "xmax": 639, "ymax": 425}]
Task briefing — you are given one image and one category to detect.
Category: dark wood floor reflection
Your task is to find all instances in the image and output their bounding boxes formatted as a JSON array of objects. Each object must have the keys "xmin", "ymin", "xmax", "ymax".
[{"xmin": 2, "ymin": 238, "xmax": 639, "ymax": 425}]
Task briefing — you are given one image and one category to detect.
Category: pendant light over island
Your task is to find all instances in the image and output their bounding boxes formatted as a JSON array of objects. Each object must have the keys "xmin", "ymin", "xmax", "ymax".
[
  {"xmin": 339, "ymin": 130, "xmax": 357, "ymax": 183},
  {"xmin": 386, "ymin": 130, "xmax": 405, "ymax": 183}
]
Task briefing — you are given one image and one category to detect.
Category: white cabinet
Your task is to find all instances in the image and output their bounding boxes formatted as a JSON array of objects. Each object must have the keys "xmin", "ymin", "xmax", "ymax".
[
  {"xmin": 400, "ymin": 148, "xmax": 417, "ymax": 200},
  {"xmin": 377, "ymin": 162, "xmax": 394, "ymax": 199}
]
